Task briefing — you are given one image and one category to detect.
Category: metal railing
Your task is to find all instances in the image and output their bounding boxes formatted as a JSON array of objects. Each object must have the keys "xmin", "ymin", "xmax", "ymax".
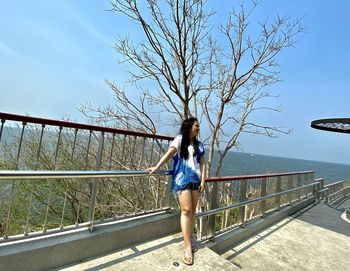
[
  {"xmin": 324, "ymin": 181, "xmax": 350, "ymax": 203},
  {"xmin": 1, "ymin": 169, "xmax": 319, "ymax": 243},
  {"xmin": 196, "ymin": 171, "xmax": 317, "ymax": 239},
  {"xmin": 0, "ymin": 170, "xmax": 172, "ymax": 242},
  {"xmin": 1, "ymin": 112, "xmax": 348, "ymax": 245},
  {"xmin": 0, "ymin": 112, "xmax": 174, "ymax": 172},
  {"xmin": 0, "ymin": 112, "xmax": 174, "ymax": 242}
]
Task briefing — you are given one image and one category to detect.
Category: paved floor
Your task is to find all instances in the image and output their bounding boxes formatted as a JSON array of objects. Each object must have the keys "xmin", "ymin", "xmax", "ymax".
[
  {"xmin": 223, "ymin": 201, "xmax": 350, "ymax": 271},
  {"xmin": 58, "ymin": 233, "xmax": 238, "ymax": 271},
  {"xmin": 58, "ymin": 200, "xmax": 349, "ymax": 271}
]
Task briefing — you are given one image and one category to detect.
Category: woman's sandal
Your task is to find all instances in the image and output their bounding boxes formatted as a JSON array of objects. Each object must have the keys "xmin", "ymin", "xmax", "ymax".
[{"xmin": 182, "ymin": 248, "xmax": 193, "ymax": 265}]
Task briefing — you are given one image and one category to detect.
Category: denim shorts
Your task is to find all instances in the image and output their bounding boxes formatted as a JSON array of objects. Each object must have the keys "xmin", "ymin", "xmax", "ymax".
[{"xmin": 176, "ymin": 181, "xmax": 200, "ymax": 192}]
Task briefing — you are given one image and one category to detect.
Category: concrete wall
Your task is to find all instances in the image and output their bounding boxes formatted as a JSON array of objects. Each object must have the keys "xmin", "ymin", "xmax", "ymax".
[
  {"xmin": 0, "ymin": 211, "xmax": 180, "ymax": 271},
  {"xmin": 0, "ymin": 197, "xmax": 318, "ymax": 270}
]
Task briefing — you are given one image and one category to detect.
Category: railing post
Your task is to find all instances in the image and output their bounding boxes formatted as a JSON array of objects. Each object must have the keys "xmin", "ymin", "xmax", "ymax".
[
  {"xmin": 287, "ymin": 175, "xmax": 293, "ymax": 204},
  {"xmin": 0, "ymin": 119, "xmax": 5, "ymax": 142},
  {"xmin": 165, "ymin": 140, "xmax": 175, "ymax": 209},
  {"xmin": 260, "ymin": 177, "xmax": 267, "ymax": 218},
  {"xmin": 88, "ymin": 132, "xmax": 104, "ymax": 232},
  {"xmin": 309, "ymin": 172, "xmax": 315, "ymax": 183},
  {"xmin": 297, "ymin": 174, "xmax": 302, "ymax": 201},
  {"xmin": 3, "ymin": 122, "xmax": 27, "ymax": 238},
  {"xmin": 275, "ymin": 176, "xmax": 282, "ymax": 210},
  {"xmin": 238, "ymin": 180, "xmax": 247, "ymax": 226},
  {"xmin": 308, "ymin": 172, "xmax": 314, "ymax": 196},
  {"xmin": 313, "ymin": 179, "xmax": 318, "ymax": 200},
  {"xmin": 319, "ymin": 178, "xmax": 325, "ymax": 200},
  {"xmin": 312, "ymin": 180, "xmax": 321, "ymax": 201},
  {"xmin": 207, "ymin": 181, "xmax": 219, "ymax": 238}
]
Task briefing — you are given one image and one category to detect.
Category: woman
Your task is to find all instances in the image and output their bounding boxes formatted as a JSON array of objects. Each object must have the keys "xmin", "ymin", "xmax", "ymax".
[{"xmin": 148, "ymin": 117, "xmax": 206, "ymax": 265}]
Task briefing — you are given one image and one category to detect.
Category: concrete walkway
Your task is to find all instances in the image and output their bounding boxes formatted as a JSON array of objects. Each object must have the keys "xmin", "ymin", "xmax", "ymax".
[
  {"xmin": 223, "ymin": 201, "xmax": 350, "ymax": 271},
  {"xmin": 58, "ymin": 233, "xmax": 238, "ymax": 271},
  {"xmin": 58, "ymin": 200, "xmax": 349, "ymax": 271}
]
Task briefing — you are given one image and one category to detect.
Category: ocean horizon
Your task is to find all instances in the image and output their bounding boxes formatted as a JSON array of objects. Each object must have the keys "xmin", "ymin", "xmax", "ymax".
[
  {"xmin": 1, "ymin": 126, "xmax": 349, "ymax": 184},
  {"xmin": 212, "ymin": 151, "xmax": 350, "ymax": 184}
]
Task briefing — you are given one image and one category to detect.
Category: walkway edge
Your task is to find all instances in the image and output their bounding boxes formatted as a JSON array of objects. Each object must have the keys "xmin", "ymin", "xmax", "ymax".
[{"xmin": 207, "ymin": 196, "xmax": 316, "ymax": 254}]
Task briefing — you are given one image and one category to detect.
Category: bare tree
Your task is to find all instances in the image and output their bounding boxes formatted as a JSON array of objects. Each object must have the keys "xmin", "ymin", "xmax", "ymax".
[
  {"xmin": 81, "ymin": 82, "xmax": 159, "ymax": 134},
  {"xmin": 195, "ymin": 1, "xmax": 304, "ymax": 234},
  {"xmin": 81, "ymin": 0, "xmax": 304, "ymax": 177},
  {"xmin": 202, "ymin": 1, "xmax": 304, "ymax": 177},
  {"xmin": 82, "ymin": 0, "xmax": 212, "ymax": 126}
]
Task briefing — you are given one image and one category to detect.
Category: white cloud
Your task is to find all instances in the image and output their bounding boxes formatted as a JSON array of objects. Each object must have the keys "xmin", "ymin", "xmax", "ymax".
[
  {"xmin": 61, "ymin": 0, "xmax": 112, "ymax": 46},
  {"xmin": 0, "ymin": 41, "xmax": 17, "ymax": 56}
]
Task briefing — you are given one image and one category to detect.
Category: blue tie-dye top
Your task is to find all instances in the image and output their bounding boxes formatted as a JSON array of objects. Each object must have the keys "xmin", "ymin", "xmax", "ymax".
[{"xmin": 169, "ymin": 135, "xmax": 205, "ymax": 192}]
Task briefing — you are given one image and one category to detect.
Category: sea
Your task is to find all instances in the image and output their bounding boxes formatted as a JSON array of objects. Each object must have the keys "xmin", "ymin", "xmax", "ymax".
[{"xmin": 213, "ymin": 151, "xmax": 350, "ymax": 184}]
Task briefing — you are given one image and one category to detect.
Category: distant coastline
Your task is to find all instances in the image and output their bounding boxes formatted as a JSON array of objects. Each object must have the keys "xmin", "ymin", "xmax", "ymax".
[
  {"xmin": 1, "ymin": 126, "xmax": 349, "ymax": 183},
  {"xmin": 212, "ymin": 151, "xmax": 350, "ymax": 183},
  {"xmin": 251, "ymin": 152, "xmax": 350, "ymax": 167}
]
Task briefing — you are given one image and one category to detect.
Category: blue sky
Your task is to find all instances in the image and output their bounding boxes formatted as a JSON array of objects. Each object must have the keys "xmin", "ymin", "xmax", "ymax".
[{"xmin": 1, "ymin": 0, "xmax": 350, "ymax": 165}]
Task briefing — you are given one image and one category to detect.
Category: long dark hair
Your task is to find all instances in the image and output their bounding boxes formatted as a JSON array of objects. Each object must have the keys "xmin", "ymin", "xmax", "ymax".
[{"xmin": 180, "ymin": 117, "xmax": 199, "ymax": 160}]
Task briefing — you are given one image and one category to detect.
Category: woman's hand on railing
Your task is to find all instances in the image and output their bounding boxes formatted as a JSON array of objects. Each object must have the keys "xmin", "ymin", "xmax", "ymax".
[
  {"xmin": 147, "ymin": 167, "xmax": 159, "ymax": 174},
  {"xmin": 147, "ymin": 148, "xmax": 176, "ymax": 175},
  {"xmin": 199, "ymin": 182, "xmax": 205, "ymax": 193}
]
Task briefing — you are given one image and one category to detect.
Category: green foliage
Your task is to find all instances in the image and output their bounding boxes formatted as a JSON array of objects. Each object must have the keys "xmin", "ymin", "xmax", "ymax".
[{"xmin": 0, "ymin": 124, "xmax": 170, "ymax": 238}]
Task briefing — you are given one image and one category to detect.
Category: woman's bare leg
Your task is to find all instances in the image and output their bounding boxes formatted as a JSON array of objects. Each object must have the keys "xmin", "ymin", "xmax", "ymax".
[
  {"xmin": 191, "ymin": 190, "xmax": 200, "ymax": 233},
  {"xmin": 178, "ymin": 190, "xmax": 193, "ymax": 250}
]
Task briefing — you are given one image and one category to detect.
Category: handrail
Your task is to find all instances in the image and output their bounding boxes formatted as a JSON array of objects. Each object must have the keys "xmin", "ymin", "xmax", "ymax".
[
  {"xmin": 314, "ymin": 178, "xmax": 324, "ymax": 182},
  {"xmin": 0, "ymin": 112, "xmax": 174, "ymax": 141},
  {"xmin": 0, "ymin": 169, "xmax": 173, "ymax": 242},
  {"xmin": 327, "ymin": 186, "xmax": 350, "ymax": 198},
  {"xmin": 0, "ymin": 170, "xmax": 315, "ymax": 181},
  {"xmin": 0, "ymin": 168, "xmax": 319, "ymax": 242},
  {"xmin": 324, "ymin": 181, "xmax": 343, "ymax": 188},
  {"xmin": 0, "ymin": 112, "xmax": 177, "ymax": 240},
  {"xmin": 0, "ymin": 169, "xmax": 172, "ymax": 180},
  {"xmin": 197, "ymin": 181, "xmax": 319, "ymax": 218},
  {"xmin": 206, "ymin": 171, "xmax": 314, "ymax": 182},
  {"xmin": 0, "ymin": 112, "xmax": 326, "ymax": 243}
]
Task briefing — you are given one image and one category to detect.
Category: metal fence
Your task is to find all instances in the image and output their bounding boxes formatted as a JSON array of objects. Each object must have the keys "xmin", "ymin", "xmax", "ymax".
[
  {"xmin": 0, "ymin": 170, "xmax": 172, "ymax": 242},
  {"xmin": 196, "ymin": 171, "xmax": 317, "ymax": 240},
  {"xmin": 323, "ymin": 181, "xmax": 350, "ymax": 203},
  {"xmin": 0, "ymin": 113, "xmax": 173, "ymax": 242},
  {"xmin": 1, "ymin": 112, "xmax": 347, "ymax": 245},
  {"xmin": 0, "ymin": 112, "xmax": 173, "ymax": 172}
]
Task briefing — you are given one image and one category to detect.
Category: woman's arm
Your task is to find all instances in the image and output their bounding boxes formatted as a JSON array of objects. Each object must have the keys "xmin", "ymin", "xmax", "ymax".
[
  {"xmin": 148, "ymin": 147, "xmax": 177, "ymax": 174},
  {"xmin": 199, "ymin": 155, "xmax": 206, "ymax": 193}
]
